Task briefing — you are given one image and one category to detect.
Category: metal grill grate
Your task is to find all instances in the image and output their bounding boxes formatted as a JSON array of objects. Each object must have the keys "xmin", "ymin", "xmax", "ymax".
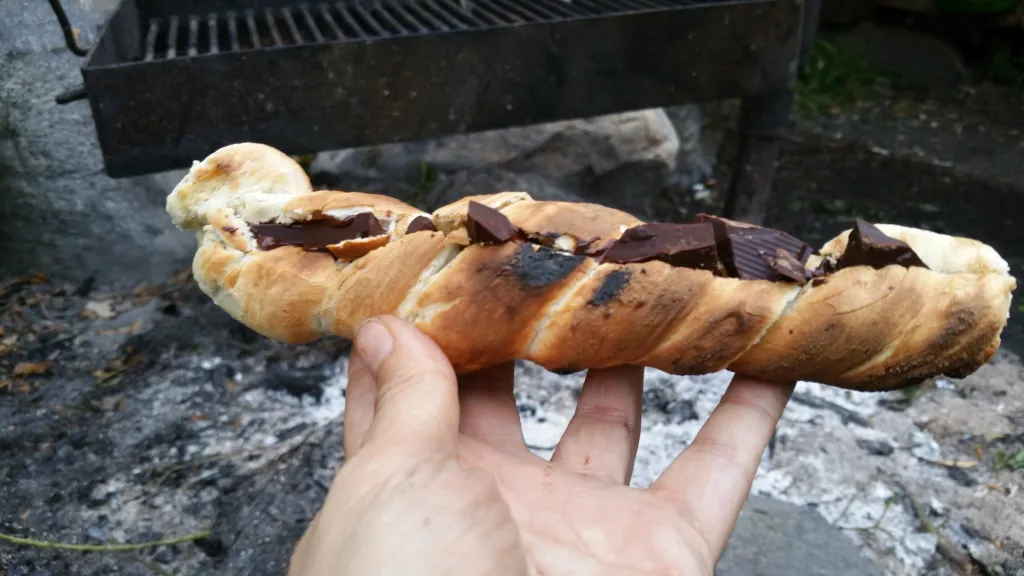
[{"xmin": 141, "ymin": 0, "xmax": 708, "ymax": 61}]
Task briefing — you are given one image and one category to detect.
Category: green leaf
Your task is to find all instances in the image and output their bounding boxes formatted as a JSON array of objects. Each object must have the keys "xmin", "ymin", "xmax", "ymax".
[{"xmin": 1008, "ymin": 449, "xmax": 1024, "ymax": 471}]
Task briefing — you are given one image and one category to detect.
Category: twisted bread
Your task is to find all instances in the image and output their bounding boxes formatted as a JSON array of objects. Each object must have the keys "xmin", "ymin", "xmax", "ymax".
[{"xmin": 166, "ymin": 143, "xmax": 1016, "ymax": 391}]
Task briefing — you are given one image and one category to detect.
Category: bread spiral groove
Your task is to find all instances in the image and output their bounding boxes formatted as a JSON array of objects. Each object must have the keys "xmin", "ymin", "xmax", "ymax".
[{"xmin": 166, "ymin": 143, "xmax": 1016, "ymax": 391}]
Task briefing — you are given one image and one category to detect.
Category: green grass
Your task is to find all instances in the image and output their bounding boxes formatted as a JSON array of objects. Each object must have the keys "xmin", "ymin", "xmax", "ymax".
[
  {"xmin": 796, "ymin": 40, "xmax": 896, "ymax": 117},
  {"xmin": 994, "ymin": 448, "xmax": 1024, "ymax": 471}
]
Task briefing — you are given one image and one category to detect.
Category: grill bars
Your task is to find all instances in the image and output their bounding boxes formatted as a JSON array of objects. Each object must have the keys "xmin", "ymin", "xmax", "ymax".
[{"xmin": 142, "ymin": 0, "xmax": 703, "ymax": 61}]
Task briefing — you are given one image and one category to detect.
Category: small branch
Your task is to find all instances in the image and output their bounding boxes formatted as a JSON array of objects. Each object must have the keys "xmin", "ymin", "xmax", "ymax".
[
  {"xmin": 790, "ymin": 392, "xmax": 872, "ymax": 427},
  {"xmin": 889, "ymin": 478, "xmax": 991, "ymax": 576},
  {"xmin": 0, "ymin": 530, "xmax": 211, "ymax": 552}
]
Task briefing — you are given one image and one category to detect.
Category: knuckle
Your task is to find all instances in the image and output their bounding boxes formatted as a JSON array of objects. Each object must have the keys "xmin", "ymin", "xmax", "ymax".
[
  {"xmin": 719, "ymin": 392, "xmax": 778, "ymax": 427},
  {"xmin": 575, "ymin": 402, "xmax": 635, "ymax": 433},
  {"xmin": 374, "ymin": 365, "xmax": 451, "ymax": 408}
]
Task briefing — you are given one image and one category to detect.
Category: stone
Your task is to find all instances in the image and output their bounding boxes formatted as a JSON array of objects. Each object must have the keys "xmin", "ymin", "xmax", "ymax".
[
  {"xmin": 425, "ymin": 169, "xmax": 583, "ymax": 210},
  {"xmin": 0, "ymin": 0, "xmax": 194, "ymax": 289},
  {"xmin": 717, "ymin": 496, "xmax": 881, "ymax": 576},
  {"xmin": 664, "ymin": 105, "xmax": 716, "ymax": 191},
  {"xmin": 310, "ymin": 108, "xmax": 686, "ymax": 215}
]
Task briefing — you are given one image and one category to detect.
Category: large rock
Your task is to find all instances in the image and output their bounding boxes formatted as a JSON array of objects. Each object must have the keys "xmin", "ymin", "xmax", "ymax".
[
  {"xmin": 717, "ymin": 496, "xmax": 881, "ymax": 576},
  {"xmin": 0, "ymin": 0, "xmax": 195, "ymax": 289},
  {"xmin": 310, "ymin": 107, "xmax": 693, "ymax": 217}
]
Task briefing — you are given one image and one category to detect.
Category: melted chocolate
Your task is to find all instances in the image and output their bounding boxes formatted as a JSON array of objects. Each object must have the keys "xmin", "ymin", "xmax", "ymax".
[
  {"xmin": 602, "ymin": 223, "xmax": 721, "ymax": 272},
  {"xmin": 467, "ymin": 202, "xmax": 520, "ymax": 244},
  {"xmin": 836, "ymin": 220, "xmax": 929, "ymax": 271},
  {"xmin": 251, "ymin": 212, "xmax": 384, "ymax": 252}
]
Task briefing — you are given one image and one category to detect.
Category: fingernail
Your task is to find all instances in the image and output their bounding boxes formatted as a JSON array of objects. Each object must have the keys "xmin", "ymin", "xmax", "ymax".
[{"xmin": 354, "ymin": 318, "xmax": 393, "ymax": 374}]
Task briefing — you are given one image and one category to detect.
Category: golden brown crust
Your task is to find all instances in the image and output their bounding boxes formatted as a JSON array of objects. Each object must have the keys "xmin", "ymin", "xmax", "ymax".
[
  {"xmin": 168, "ymin": 144, "xmax": 1018, "ymax": 391},
  {"xmin": 327, "ymin": 235, "xmax": 391, "ymax": 262}
]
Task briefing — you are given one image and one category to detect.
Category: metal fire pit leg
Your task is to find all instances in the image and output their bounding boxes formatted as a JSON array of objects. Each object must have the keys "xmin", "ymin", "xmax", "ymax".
[
  {"xmin": 722, "ymin": 0, "xmax": 822, "ymax": 224},
  {"xmin": 721, "ymin": 88, "xmax": 794, "ymax": 225}
]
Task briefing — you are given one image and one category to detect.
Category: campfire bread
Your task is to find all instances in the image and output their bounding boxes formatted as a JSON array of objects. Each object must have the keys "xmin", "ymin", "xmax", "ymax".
[{"xmin": 166, "ymin": 143, "xmax": 1016, "ymax": 391}]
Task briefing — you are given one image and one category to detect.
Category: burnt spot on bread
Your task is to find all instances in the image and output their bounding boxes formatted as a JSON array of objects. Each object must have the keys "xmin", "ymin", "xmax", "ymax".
[
  {"xmin": 589, "ymin": 270, "xmax": 632, "ymax": 306},
  {"xmin": 510, "ymin": 244, "xmax": 584, "ymax": 288}
]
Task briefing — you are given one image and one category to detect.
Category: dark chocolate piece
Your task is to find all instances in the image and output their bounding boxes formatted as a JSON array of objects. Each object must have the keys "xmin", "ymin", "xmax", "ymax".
[
  {"xmin": 602, "ymin": 223, "xmax": 722, "ymax": 272},
  {"xmin": 575, "ymin": 236, "xmax": 601, "ymax": 255},
  {"xmin": 251, "ymin": 212, "xmax": 385, "ymax": 252},
  {"xmin": 812, "ymin": 256, "xmax": 837, "ymax": 278},
  {"xmin": 467, "ymin": 201, "xmax": 519, "ymax": 244},
  {"xmin": 406, "ymin": 215, "xmax": 437, "ymax": 234},
  {"xmin": 694, "ymin": 214, "xmax": 812, "ymax": 281},
  {"xmin": 836, "ymin": 220, "xmax": 929, "ymax": 271},
  {"xmin": 510, "ymin": 244, "xmax": 584, "ymax": 288},
  {"xmin": 589, "ymin": 269, "xmax": 632, "ymax": 306},
  {"xmin": 525, "ymin": 232, "xmax": 559, "ymax": 248},
  {"xmin": 767, "ymin": 248, "xmax": 811, "ymax": 285},
  {"xmin": 221, "ymin": 226, "xmax": 238, "ymax": 234}
]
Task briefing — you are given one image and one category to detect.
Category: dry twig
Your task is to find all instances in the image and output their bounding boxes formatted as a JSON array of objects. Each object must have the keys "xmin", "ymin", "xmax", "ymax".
[{"xmin": 0, "ymin": 530, "xmax": 211, "ymax": 552}]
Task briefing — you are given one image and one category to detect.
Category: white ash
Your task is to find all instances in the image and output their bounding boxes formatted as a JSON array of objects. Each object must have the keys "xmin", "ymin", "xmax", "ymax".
[{"xmin": 71, "ymin": 350, "xmax": 1021, "ymax": 576}]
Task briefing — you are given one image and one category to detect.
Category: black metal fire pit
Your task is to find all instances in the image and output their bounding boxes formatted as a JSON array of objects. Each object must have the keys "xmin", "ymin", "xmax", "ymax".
[{"xmin": 54, "ymin": 0, "xmax": 815, "ymax": 222}]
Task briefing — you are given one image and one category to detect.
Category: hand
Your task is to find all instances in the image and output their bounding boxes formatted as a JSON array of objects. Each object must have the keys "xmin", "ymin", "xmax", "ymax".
[{"xmin": 288, "ymin": 316, "xmax": 794, "ymax": 576}]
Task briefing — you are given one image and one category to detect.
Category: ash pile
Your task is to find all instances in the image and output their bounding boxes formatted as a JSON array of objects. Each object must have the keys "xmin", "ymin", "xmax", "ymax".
[{"xmin": 0, "ymin": 272, "xmax": 1022, "ymax": 576}]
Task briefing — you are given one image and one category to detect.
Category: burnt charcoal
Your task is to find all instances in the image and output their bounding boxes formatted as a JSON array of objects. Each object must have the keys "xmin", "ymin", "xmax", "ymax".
[
  {"xmin": 517, "ymin": 403, "xmax": 537, "ymax": 418},
  {"xmin": 73, "ymin": 274, "xmax": 96, "ymax": 297},
  {"xmin": 195, "ymin": 535, "xmax": 227, "ymax": 559},
  {"xmin": 675, "ymin": 399, "xmax": 699, "ymax": 422},
  {"xmin": 276, "ymin": 423, "xmax": 311, "ymax": 443},
  {"xmin": 643, "ymin": 388, "xmax": 698, "ymax": 421},
  {"xmin": 259, "ymin": 369, "xmax": 326, "ymax": 402},
  {"xmin": 644, "ymin": 388, "xmax": 674, "ymax": 412},
  {"xmin": 208, "ymin": 364, "xmax": 237, "ymax": 388},
  {"xmin": 947, "ymin": 466, "xmax": 977, "ymax": 487},
  {"xmin": 855, "ymin": 439, "xmax": 894, "ymax": 456},
  {"xmin": 69, "ymin": 430, "xmax": 89, "ymax": 450}
]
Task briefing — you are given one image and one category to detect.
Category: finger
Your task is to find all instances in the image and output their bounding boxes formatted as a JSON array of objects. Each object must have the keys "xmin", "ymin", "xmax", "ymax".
[
  {"xmin": 356, "ymin": 315, "xmax": 461, "ymax": 456},
  {"xmin": 342, "ymin": 349, "xmax": 377, "ymax": 459},
  {"xmin": 652, "ymin": 374, "xmax": 794, "ymax": 556},
  {"xmin": 459, "ymin": 362, "xmax": 530, "ymax": 455},
  {"xmin": 550, "ymin": 366, "xmax": 644, "ymax": 484}
]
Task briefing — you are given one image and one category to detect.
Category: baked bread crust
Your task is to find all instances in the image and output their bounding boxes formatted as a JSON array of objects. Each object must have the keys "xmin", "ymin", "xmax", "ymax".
[{"xmin": 167, "ymin": 143, "xmax": 1017, "ymax": 391}]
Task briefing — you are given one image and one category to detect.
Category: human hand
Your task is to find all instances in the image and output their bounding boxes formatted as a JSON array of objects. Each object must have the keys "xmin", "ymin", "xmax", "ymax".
[{"xmin": 288, "ymin": 315, "xmax": 794, "ymax": 576}]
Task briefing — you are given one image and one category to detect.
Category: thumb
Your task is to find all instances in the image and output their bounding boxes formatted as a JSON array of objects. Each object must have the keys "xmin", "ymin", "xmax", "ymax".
[{"xmin": 354, "ymin": 315, "xmax": 460, "ymax": 455}]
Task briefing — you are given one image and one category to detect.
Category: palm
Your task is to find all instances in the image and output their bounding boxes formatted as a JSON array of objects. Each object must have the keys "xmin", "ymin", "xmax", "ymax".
[
  {"xmin": 328, "ymin": 318, "xmax": 793, "ymax": 576},
  {"xmin": 460, "ymin": 436, "xmax": 712, "ymax": 575},
  {"xmin": 449, "ymin": 362, "xmax": 791, "ymax": 576}
]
